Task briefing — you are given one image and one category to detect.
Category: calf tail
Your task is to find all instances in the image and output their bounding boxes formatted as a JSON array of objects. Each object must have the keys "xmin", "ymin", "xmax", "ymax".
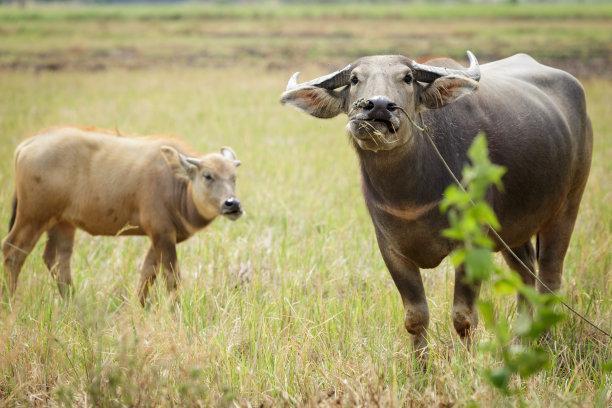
[{"xmin": 8, "ymin": 195, "xmax": 17, "ymax": 232}]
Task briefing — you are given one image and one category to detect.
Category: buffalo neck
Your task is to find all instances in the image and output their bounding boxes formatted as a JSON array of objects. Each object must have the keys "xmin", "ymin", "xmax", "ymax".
[
  {"xmin": 356, "ymin": 114, "xmax": 465, "ymax": 208},
  {"xmin": 169, "ymin": 179, "xmax": 212, "ymax": 237}
]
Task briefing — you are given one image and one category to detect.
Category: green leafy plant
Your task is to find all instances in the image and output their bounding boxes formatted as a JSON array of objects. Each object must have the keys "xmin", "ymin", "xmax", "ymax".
[{"xmin": 440, "ymin": 133, "xmax": 565, "ymax": 393}]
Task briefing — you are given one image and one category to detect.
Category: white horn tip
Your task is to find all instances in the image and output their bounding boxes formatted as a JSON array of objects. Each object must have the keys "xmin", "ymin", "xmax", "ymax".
[
  {"xmin": 466, "ymin": 50, "xmax": 478, "ymax": 66},
  {"xmin": 286, "ymin": 72, "xmax": 300, "ymax": 91}
]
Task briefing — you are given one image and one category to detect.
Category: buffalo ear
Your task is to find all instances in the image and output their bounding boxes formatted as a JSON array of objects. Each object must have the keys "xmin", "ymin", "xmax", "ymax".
[
  {"xmin": 160, "ymin": 145, "xmax": 198, "ymax": 179},
  {"xmin": 417, "ymin": 75, "xmax": 478, "ymax": 111},
  {"xmin": 280, "ymin": 86, "xmax": 348, "ymax": 119},
  {"xmin": 220, "ymin": 147, "xmax": 241, "ymax": 167}
]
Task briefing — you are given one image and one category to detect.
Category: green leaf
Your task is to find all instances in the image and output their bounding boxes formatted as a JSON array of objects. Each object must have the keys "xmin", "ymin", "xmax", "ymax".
[
  {"xmin": 465, "ymin": 248, "xmax": 493, "ymax": 281},
  {"xmin": 469, "ymin": 202, "xmax": 501, "ymax": 229},
  {"xmin": 512, "ymin": 347, "xmax": 550, "ymax": 378},
  {"xmin": 484, "ymin": 366, "xmax": 511, "ymax": 391},
  {"xmin": 449, "ymin": 249, "xmax": 466, "ymax": 267},
  {"xmin": 478, "ymin": 301, "xmax": 495, "ymax": 327},
  {"xmin": 493, "ymin": 278, "xmax": 517, "ymax": 295},
  {"xmin": 514, "ymin": 311, "xmax": 533, "ymax": 337}
]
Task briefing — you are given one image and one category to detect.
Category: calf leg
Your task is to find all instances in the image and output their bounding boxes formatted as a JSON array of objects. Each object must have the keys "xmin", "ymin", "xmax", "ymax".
[
  {"xmin": 139, "ymin": 235, "xmax": 179, "ymax": 305},
  {"xmin": 2, "ymin": 220, "xmax": 45, "ymax": 297},
  {"xmin": 158, "ymin": 237, "xmax": 180, "ymax": 302},
  {"xmin": 137, "ymin": 246, "xmax": 160, "ymax": 306},
  {"xmin": 43, "ymin": 228, "xmax": 58, "ymax": 273},
  {"xmin": 52, "ymin": 223, "xmax": 75, "ymax": 298},
  {"xmin": 380, "ymin": 245, "xmax": 429, "ymax": 358},
  {"xmin": 452, "ymin": 265, "xmax": 480, "ymax": 343}
]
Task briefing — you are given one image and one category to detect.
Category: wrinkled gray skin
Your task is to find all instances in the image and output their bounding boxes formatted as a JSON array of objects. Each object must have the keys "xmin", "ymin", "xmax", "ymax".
[{"xmin": 281, "ymin": 53, "xmax": 592, "ymax": 357}]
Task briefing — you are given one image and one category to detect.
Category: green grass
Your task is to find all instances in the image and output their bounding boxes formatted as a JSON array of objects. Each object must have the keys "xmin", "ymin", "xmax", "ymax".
[{"xmin": 0, "ymin": 4, "xmax": 610, "ymax": 406}]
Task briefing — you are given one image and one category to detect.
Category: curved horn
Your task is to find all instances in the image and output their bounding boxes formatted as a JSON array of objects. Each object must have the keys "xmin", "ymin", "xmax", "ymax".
[
  {"xmin": 410, "ymin": 50, "xmax": 480, "ymax": 83},
  {"xmin": 285, "ymin": 64, "xmax": 352, "ymax": 91}
]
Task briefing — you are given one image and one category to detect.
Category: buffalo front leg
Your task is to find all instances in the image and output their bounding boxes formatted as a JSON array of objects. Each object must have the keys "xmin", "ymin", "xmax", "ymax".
[
  {"xmin": 145, "ymin": 235, "xmax": 180, "ymax": 303},
  {"xmin": 380, "ymin": 245, "xmax": 429, "ymax": 358},
  {"xmin": 452, "ymin": 265, "xmax": 481, "ymax": 344},
  {"xmin": 137, "ymin": 246, "xmax": 160, "ymax": 306},
  {"xmin": 161, "ymin": 242, "xmax": 180, "ymax": 302},
  {"xmin": 51, "ymin": 223, "xmax": 76, "ymax": 298},
  {"xmin": 43, "ymin": 227, "xmax": 58, "ymax": 274}
]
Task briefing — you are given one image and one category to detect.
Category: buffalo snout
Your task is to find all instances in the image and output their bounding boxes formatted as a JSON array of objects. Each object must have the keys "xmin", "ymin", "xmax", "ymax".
[
  {"xmin": 222, "ymin": 197, "xmax": 242, "ymax": 220},
  {"xmin": 362, "ymin": 95, "xmax": 398, "ymax": 121}
]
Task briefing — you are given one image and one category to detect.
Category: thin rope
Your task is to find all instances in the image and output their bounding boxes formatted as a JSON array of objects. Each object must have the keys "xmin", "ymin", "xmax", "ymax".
[{"xmin": 413, "ymin": 112, "xmax": 611, "ymax": 339}]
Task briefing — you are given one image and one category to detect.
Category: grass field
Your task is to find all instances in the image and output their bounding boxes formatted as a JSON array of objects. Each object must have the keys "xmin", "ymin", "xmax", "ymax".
[{"xmin": 0, "ymin": 3, "xmax": 610, "ymax": 407}]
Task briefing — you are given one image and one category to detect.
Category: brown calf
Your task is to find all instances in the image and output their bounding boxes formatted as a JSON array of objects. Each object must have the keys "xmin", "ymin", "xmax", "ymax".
[{"xmin": 2, "ymin": 127, "xmax": 242, "ymax": 303}]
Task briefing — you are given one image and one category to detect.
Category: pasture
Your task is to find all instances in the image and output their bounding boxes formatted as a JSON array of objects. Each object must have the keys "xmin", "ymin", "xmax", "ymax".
[{"xmin": 0, "ymin": 4, "xmax": 610, "ymax": 406}]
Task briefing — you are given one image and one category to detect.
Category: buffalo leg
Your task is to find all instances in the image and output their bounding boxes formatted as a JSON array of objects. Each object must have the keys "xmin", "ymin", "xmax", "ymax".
[
  {"xmin": 141, "ymin": 235, "xmax": 180, "ymax": 304},
  {"xmin": 452, "ymin": 265, "xmax": 480, "ymax": 343},
  {"xmin": 159, "ymin": 238, "xmax": 180, "ymax": 301},
  {"xmin": 137, "ymin": 246, "xmax": 160, "ymax": 306},
  {"xmin": 537, "ymin": 203, "xmax": 581, "ymax": 294},
  {"xmin": 52, "ymin": 223, "xmax": 76, "ymax": 298},
  {"xmin": 43, "ymin": 227, "xmax": 58, "ymax": 274},
  {"xmin": 502, "ymin": 241, "xmax": 537, "ymax": 309},
  {"xmin": 2, "ymin": 220, "xmax": 44, "ymax": 297},
  {"xmin": 380, "ymin": 245, "xmax": 429, "ymax": 358}
]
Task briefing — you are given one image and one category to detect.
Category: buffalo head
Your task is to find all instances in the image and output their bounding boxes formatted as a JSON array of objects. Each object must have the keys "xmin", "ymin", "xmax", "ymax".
[{"xmin": 281, "ymin": 51, "xmax": 480, "ymax": 152}]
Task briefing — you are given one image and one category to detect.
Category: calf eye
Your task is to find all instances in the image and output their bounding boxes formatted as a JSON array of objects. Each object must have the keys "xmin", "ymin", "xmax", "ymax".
[
  {"xmin": 204, "ymin": 173, "xmax": 213, "ymax": 181},
  {"xmin": 404, "ymin": 74, "xmax": 413, "ymax": 84},
  {"xmin": 350, "ymin": 76, "xmax": 359, "ymax": 85}
]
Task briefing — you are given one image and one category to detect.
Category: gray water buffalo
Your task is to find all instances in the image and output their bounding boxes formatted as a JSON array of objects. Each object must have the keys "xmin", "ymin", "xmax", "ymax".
[
  {"xmin": 3, "ymin": 127, "xmax": 242, "ymax": 304},
  {"xmin": 281, "ymin": 52, "xmax": 592, "ymax": 355}
]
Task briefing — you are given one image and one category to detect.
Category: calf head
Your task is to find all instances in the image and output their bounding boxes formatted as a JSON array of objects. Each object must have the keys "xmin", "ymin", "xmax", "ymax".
[
  {"xmin": 161, "ymin": 146, "xmax": 243, "ymax": 220},
  {"xmin": 281, "ymin": 51, "xmax": 480, "ymax": 152}
]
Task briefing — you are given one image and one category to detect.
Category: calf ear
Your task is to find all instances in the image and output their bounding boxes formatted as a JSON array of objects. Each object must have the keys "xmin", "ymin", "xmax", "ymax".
[
  {"xmin": 417, "ymin": 75, "xmax": 478, "ymax": 111},
  {"xmin": 280, "ymin": 86, "xmax": 347, "ymax": 118},
  {"xmin": 220, "ymin": 147, "xmax": 241, "ymax": 167},
  {"xmin": 161, "ymin": 146, "xmax": 198, "ymax": 179}
]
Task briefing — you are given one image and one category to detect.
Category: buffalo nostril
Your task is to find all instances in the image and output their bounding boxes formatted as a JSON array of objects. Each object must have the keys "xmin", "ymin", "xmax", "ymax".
[
  {"xmin": 364, "ymin": 100, "xmax": 375, "ymax": 111},
  {"xmin": 387, "ymin": 102, "xmax": 398, "ymax": 111},
  {"xmin": 224, "ymin": 198, "xmax": 240, "ymax": 210}
]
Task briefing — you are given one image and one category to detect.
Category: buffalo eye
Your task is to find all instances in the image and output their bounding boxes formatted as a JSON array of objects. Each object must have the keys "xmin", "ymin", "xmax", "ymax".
[
  {"xmin": 404, "ymin": 74, "xmax": 413, "ymax": 84},
  {"xmin": 350, "ymin": 76, "xmax": 359, "ymax": 85},
  {"xmin": 203, "ymin": 173, "xmax": 213, "ymax": 181}
]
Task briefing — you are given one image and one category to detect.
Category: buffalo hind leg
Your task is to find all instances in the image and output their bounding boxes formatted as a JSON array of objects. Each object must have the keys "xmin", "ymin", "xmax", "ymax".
[
  {"xmin": 452, "ymin": 265, "xmax": 481, "ymax": 344},
  {"xmin": 502, "ymin": 241, "xmax": 537, "ymax": 310},
  {"xmin": 537, "ymin": 201, "xmax": 582, "ymax": 294},
  {"xmin": 2, "ymin": 220, "xmax": 45, "ymax": 297}
]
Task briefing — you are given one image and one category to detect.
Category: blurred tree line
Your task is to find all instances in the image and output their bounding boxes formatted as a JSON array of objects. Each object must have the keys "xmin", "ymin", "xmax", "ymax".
[{"xmin": 1, "ymin": 0, "xmax": 592, "ymax": 5}]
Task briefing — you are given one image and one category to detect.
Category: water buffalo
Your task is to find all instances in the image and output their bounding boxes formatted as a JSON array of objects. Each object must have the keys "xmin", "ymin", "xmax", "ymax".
[
  {"xmin": 281, "ymin": 52, "xmax": 592, "ymax": 355},
  {"xmin": 3, "ymin": 127, "xmax": 242, "ymax": 304}
]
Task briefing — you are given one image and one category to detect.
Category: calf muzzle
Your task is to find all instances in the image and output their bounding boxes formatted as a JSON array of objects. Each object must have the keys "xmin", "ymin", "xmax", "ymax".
[{"xmin": 222, "ymin": 197, "xmax": 242, "ymax": 220}]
